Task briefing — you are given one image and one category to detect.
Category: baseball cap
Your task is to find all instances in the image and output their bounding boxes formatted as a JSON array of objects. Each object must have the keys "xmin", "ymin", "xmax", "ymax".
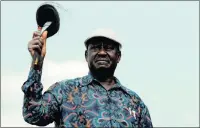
[{"xmin": 84, "ymin": 28, "xmax": 122, "ymax": 49}]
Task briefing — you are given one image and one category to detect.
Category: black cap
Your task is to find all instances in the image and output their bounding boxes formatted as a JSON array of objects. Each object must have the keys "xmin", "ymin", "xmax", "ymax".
[{"xmin": 36, "ymin": 4, "xmax": 60, "ymax": 38}]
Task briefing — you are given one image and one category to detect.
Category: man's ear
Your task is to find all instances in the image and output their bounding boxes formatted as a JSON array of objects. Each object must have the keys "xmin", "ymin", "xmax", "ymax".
[
  {"xmin": 85, "ymin": 50, "xmax": 88, "ymax": 62},
  {"xmin": 117, "ymin": 51, "xmax": 121, "ymax": 63}
]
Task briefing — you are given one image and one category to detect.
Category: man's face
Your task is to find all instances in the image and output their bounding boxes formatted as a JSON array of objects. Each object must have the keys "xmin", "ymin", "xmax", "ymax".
[{"xmin": 85, "ymin": 37, "xmax": 121, "ymax": 72}]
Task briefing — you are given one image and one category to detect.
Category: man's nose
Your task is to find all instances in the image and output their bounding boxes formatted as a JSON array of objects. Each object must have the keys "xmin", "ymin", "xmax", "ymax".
[{"xmin": 98, "ymin": 47, "xmax": 107, "ymax": 56}]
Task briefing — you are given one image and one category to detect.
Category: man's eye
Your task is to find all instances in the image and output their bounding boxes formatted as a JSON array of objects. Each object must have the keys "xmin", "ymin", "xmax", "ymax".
[
  {"xmin": 105, "ymin": 45, "xmax": 114, "ymax": 50},
  {"xmin": 91, "ymin": 45, "xmax": 100, "ymax": 50}
]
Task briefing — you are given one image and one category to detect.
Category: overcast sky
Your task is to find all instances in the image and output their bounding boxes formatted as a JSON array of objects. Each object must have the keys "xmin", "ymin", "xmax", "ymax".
[{"xmin": 1, "ymin": 1, "xmax": 199, "ymax": 127}]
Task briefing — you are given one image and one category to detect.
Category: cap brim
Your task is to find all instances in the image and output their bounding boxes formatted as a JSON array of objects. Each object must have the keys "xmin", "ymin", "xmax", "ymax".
[{"xmin": 84, "ymin": 36, "xmax": 122, "ymax": 49}]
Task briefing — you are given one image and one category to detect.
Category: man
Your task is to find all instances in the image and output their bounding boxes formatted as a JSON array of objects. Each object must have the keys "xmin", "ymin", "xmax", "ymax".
[{"xmin": 22, "ymin": 28, "xmax": 153, "ymax": 127}]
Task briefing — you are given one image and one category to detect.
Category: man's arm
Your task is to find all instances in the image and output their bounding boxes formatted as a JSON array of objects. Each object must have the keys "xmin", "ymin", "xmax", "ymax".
[
  {"xmin": 22, "ymin": 29, "xmax": 64, "ymax": 126},
  {"xmin": 22, "ymin": 67, "xmax": 63, "ymax": 126},
  {"xmin": 138, "ymin": 101, "xmax": 153, "ymax": 128}
]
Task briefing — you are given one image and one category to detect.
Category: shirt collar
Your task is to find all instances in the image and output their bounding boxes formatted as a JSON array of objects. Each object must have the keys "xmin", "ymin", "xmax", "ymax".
[
  {"xmin": 80, "ymin": 72, "xmax": 123, "ymax": 89},
  {"xmin": 113, "ymin": 76, "xmax": 123, "ymax": 88},
  {"xmin": 80, "ymin": 72, "xmax": 94, "ymax": 86},
  {"xmin": 80, "ymin": 73, "xmax": 136, "ymax": 100}
]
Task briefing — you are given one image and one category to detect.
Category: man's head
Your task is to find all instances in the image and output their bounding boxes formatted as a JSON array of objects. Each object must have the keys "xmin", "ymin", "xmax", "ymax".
[{"xmin": 84, "ymin": 28, "xmax": 122, "ymax": 76}]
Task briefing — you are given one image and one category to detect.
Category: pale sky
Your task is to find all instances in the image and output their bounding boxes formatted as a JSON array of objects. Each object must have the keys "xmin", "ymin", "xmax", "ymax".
[{"xmin": 1, "ymin": 1, "xmax": 199, "ymax": 127}]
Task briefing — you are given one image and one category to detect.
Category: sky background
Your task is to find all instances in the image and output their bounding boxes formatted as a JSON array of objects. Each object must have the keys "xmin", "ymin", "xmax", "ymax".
[{"xmin": 1, "ymin": 1, "xmax": 199, "ymax": 127}]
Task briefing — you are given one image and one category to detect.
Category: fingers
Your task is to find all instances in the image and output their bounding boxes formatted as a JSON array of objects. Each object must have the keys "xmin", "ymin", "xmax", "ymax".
[
  {"xmin": 28, "ymin": 38, "xmax": 43, "ymax": 55},
  {"xmin": 33, "ymin": 36, "xmax": 44, "ymax": 45},
  {"xmin": 28, "ymin": 43, "xmax": 42, "ymax": 53},
  {"xmin": 32, "ymin": 31, "xmax": 41, "ymax": 38},
  {"xmin": 33, "ymin": 39, "xmax": 43, "ymax": 48},
  {"xmin": 29, "ymin": 39, "xmax": 43, "ymax": 48},
  {"xmin": 28, "ymin": 30, "xmax": 48, "ymax": 58},
  {"xmin": 32, "ymin": 36, "xmax": 40, "ymax": 40},
  {"xmin": 31, "ymin": 45, "xmax": 42, "ymax": 53}
]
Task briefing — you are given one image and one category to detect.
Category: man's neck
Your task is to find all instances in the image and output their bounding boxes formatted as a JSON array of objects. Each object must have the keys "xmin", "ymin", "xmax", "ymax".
[
  {"xmin": 99, "ymin": 78, "xmax": 115, "ymax": 91},
  {"xmin": 90, "ymin": 71, "xmax": 116, "ymax": 90}
]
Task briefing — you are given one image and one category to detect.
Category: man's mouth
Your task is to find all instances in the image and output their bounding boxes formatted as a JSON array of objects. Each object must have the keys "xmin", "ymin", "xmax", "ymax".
[{"xmin": 95, "ymin": 60, "xmax": 109, "ymax": 63}]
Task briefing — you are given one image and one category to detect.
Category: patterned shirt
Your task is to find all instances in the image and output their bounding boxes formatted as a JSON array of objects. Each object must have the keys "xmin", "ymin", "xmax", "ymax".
[{"xmin": 22, "ymin": 68, "xmax": 153, "ymax": 127}]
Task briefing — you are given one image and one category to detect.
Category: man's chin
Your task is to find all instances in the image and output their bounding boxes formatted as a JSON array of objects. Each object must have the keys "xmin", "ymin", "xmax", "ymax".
[
  {"xmin": 96, "ymin": 65, "xmax": 110, "ymax": 69},
  {"xmin": 94, "ymin": 66, "xmax": 109, "ymax": 72}
]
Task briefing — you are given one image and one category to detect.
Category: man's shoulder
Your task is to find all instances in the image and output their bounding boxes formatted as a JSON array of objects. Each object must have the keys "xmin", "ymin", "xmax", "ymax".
[
  {"xmin": 59, "ymin": 76, "xmax": 86, "ymax": 87},
  {"xmin": 120, "ymin": 85, "xmax": 150, "ymax": 111},
  {"xmin": 61, "ymin": 77, "xmax": 81, "ymax": 85},
  {"xmin": 47, "ymin": 75, "xmax": 87, "ymax": 91},
  {"xmin": 115, "ymin": 77, "xmax": 142, "ymax": 102},
  {"xmin": 120, "ymin": 85, "xmax": 143, "ymax": 103}
]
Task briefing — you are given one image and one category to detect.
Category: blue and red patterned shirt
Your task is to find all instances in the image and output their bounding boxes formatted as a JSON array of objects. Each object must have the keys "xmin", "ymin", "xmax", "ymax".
[{"xmin": 22, "ymin": 68, "xmax": 153, "ymax": 127}]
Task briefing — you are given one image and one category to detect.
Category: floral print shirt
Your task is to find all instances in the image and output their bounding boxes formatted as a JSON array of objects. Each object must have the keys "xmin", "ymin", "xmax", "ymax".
[{"xmin": 22, "ymin": 68, "xmax": 153, "ymax": 127}]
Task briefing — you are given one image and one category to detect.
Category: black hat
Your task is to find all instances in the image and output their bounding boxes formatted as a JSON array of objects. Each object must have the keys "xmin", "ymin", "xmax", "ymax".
[{"xmin": 36, "ymin": 4, "xmax": 60, "ymax": 38}]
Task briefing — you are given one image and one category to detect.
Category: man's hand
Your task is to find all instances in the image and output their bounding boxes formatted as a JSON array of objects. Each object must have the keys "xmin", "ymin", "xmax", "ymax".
[
  {"xmin": 28, "ymin": 30, "xmax": 48, "ymax": 58},
  {"xmin": 28, "ymin": 29, "xmax": 48, "ymax": 70}
]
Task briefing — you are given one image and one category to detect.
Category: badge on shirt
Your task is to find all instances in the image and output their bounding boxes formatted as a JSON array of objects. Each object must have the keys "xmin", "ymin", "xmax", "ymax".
[{"xmin": 128, "ymin": 107, "xmax": 136, "ymax": 119}]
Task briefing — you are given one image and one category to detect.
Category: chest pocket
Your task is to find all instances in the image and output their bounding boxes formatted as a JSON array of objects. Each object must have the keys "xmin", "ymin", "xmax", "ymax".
[{"xmin": 124, "ymin": 94, "xmax": 141, "ymax": 127}]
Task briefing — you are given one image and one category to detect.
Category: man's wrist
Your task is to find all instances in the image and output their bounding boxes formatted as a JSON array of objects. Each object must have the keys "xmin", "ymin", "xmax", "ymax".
[{"xmin": 31, "ymin": 55, "xmax": 44, "ymax": 71}]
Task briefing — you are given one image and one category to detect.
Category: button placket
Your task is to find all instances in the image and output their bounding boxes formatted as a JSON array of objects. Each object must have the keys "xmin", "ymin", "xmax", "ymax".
[{"xmin": 107, "ymin": 90, "xmax": 114, "ymax": 127}]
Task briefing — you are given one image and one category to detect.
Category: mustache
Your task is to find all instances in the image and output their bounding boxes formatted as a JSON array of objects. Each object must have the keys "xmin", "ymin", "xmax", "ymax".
[{"xmin": 94, "ymin": 57, "xmax": 110, "ymax": 62}]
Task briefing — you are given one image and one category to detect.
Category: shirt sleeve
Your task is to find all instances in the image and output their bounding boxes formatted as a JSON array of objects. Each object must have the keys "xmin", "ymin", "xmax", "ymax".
[
  {"xmin": 21, "ymin": 68, "xmax": 63, "ymax": 126},
  {"xmin": 138, "ymin": 101, "xmax": 153, "ymax": 128}
]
